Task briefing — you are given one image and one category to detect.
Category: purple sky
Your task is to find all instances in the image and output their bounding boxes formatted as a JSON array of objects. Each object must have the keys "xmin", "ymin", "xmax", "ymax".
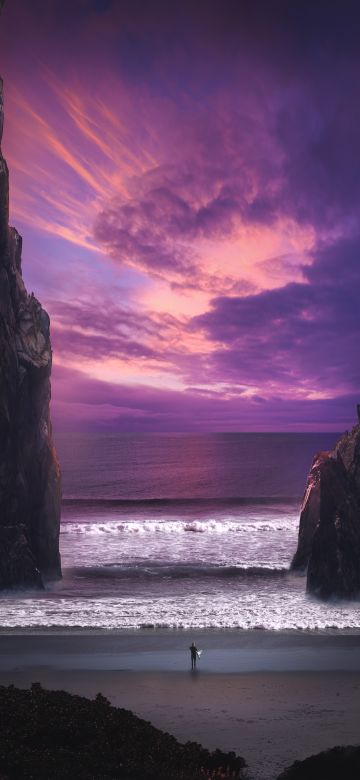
[{"xmin": 1, "ymin": 0, "xmax": 360, "ymax": 431}]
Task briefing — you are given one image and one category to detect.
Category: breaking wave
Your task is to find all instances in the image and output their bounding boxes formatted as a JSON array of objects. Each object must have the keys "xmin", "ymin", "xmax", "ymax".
[
  {"xmin": 66, "ymin": 563, "xmax": 289, "ymax": 580},
  {"xmin": 61, "ymin": 517, "xmax": 297, "ymax": 536}
]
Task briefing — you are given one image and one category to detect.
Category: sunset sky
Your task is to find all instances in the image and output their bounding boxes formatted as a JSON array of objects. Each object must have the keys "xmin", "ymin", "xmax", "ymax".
[{"xmin": 1, "ymin": 0, "xmax": 360, "ymax": 431}]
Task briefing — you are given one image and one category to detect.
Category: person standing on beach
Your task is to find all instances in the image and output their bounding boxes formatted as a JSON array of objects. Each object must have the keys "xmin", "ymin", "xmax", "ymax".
[{"xmin": 189, "ymin": 641, "xmax": 198, "ymax": 670}]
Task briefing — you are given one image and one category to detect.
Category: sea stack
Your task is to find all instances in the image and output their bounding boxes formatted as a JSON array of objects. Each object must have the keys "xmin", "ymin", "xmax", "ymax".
[
  {"xmin": 0, "ymin": 77, "xmax": 61, "ymax": 587},
  {"xmin": 291, "ymin": 409, "xmax": 360, "ymax": 599}
]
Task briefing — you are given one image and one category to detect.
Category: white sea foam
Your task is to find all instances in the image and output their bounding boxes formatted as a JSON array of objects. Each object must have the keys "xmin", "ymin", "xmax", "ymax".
[
  {"xmin": 1, "ymin": 586, "xmax": 360, "ymax": 631},
  {"xmin": 3, "ymin": 505, "xmax": 360, "ymax": 631},
  {"xmin": 59, "ymin": 509, "xmax": 299, "ymax": 575},
  {"xmin": 61, "ymin": 516, "xmax": 298, "ymax": 536}
]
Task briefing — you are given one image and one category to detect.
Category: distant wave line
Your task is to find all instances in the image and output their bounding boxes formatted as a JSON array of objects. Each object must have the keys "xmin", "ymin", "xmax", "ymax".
[
  {"xmin": 65, "ymin": 563, "xmax": 289, "ymax": 580},
  {"xmin": 62, "ymin": 496, "xmax": 300, "ymax": 508}
]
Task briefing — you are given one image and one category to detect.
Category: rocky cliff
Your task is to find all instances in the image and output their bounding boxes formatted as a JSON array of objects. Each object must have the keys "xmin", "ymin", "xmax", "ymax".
[
  {"xmin": 0, "ymin": 77, "xmax": 61, "ymax": 587},
  {"xmin": 291, "ymin": 409, "xmax": 360, "ymax": 599}
]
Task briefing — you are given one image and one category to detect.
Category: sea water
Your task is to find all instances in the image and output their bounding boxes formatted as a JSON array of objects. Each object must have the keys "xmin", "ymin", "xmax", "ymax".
[{"xmin": 3, "ymin": 431, "xmax": 360, "ymax": 631}]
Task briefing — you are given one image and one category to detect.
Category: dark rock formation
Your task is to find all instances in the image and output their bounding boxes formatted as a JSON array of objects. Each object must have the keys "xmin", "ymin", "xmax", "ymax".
[
  {"xmin": 0, "ymin": 684, "xmax": 246, "ymax": 779},
  {"xmin": 291, "ymin": 412, "xmax": 360, "ymax": 599},
  {"xmin": 277, "ymin": 744, "xmax": 360, "ymax": 780},
  {"xmin": 0, "ymin": 77, "xmax": 61, "ymax": 587},
  {"xmin": 0, "ymin": 526, "xmax": 43, "ymax": 589}
]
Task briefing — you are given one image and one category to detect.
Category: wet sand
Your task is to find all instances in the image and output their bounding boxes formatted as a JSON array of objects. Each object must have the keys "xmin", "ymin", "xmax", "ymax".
[{"xmin": 1, "ymin": 630, "xmax": 360, "ymax": 779}]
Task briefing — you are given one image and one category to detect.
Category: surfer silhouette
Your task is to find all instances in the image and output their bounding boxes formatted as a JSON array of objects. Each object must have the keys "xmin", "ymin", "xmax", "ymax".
[{"xmin": 189, "ymin": 641, "xmax": 198, "ymax": 670}]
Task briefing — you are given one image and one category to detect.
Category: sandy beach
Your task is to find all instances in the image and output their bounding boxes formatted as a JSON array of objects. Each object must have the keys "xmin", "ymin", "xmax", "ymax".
[{"xmin": 0, "ymin": 630, "xmax": 360, "ymax": 779}]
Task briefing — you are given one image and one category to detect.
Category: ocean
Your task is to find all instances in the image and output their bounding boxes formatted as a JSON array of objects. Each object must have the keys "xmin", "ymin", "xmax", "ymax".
[{"xmin": 3, "ymin": 432, "xmax": 360, "ymax": 632}]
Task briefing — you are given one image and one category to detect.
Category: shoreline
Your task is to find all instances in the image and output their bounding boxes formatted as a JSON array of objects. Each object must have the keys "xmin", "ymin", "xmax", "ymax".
[
  {"xmin": 2, "ymin": 628, "xmax": 360, "ymax": 673},
  {"xmin": 1, "ymin": 624, "xmax": 360, "ymax": 635}
]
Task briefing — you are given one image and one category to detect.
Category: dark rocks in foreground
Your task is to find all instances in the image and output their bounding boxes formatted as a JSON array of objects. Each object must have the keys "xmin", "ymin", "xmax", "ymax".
[
  {"xmin": 0, "ymin": 684, "xmax": 246, "ymax": 779},
  {"xmin": 291, "ymin": 410, "xmax": 360, "ymax": 599},
  {"xmin": 277, "ymin": 744, "xmax": 360, "ymax": 780},
  {"xmin": 0, "ymin": 78, "xmax": 61, "ymax": 587}
]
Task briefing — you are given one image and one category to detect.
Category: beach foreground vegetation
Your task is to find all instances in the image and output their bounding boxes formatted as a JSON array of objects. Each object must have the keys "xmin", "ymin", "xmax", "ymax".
[
  {"xmin": 277, "ymin": 744, "xmax": 360, "ymax": 780},
  {"xmin": 0, "ymin": 684, "xmax": 245, "ymax": 779}
]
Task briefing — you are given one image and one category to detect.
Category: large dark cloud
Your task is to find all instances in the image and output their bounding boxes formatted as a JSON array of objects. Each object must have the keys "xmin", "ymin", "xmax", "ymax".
[
  {"xmin": 193, "ymin": 234, "xmax": 360, "ymax": 395},
  {"xmin": 92, "ymin": 87, "xmax": 280, "ymax": 288},
  {"xmin": 88, "ymin": 0, "xmax": 360, "ymax": 291},
  {"xmin": 93, "ymin": 170, "xmax": 277, "ymax": 287}
]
